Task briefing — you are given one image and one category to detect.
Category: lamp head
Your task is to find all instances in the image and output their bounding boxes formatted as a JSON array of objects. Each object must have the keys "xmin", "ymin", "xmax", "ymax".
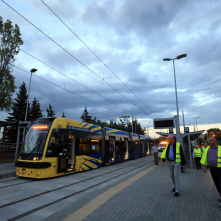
[
  {"xmin": 163, "ymin": 58, "xmax": 171, "ymax": 61},
  {"xmin": 176, "ymin": 54, "xmax": 187, "ymax": 59},
  {"xmin": 30, "ymin": 68, "xmax": 37, "ymax": 73}
]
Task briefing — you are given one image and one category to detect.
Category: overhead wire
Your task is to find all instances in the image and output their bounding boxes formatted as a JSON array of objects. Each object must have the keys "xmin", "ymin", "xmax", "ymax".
[
  {"xmin": 13, "ymin": 65, "xmax": 122, "ymax": 117},
  {"xmin": 40, "ymin": 0, "xmax": 158, "ymax": 118},
  {"xmin": 20, "ymin": 49, "xmax": 132, "ymax": 114},
  {"xmin": 2, "ymin": 0, "xmax": 153, "ymax": 118}
]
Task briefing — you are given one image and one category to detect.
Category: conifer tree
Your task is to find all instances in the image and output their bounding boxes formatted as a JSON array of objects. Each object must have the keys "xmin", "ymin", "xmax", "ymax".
[
  {"xmin": 46, "ymin": 103, "xmax": 56, "ymax": 117},
  {"xmin": 5, "ymin": 82, "xmax": 28, "ymax": 143},
  {"xmin": 80, "ymin": 106, "xmax": 92, "ymax": 122},
  {"xmin": 62, "ymin": 112, "xmax": 66, "ymax": 118},
  {"xmin": 136, "ymin": 122, "xmax": 145, "ymax": 135},
  {"xmin": 29, "ymin": 97, "xmax": 42, "ymax": 122}
]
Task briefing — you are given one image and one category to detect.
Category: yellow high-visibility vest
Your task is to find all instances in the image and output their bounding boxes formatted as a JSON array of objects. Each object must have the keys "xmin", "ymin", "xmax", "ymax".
[
  {"xmin": 200, "ymin": 146, "xmax": 221, "ymax": 167},
  {"xmin": 194, "ymin": 148, "xmax": 202, "ymax": 157},
  {"xmin": 202, "ymin": 146, "xmax": 210, "ymax": 153},
  {"xmin": 161, "ymin": 143, "xmax": 181, "ymax": 163}
]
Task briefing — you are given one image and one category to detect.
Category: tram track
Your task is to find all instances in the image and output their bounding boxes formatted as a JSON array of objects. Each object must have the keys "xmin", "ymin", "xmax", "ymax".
[
  {"xmin": 7, "ymin": 159, "xmax": 154, "ymax": 221},
  {"xmin": 0, "ymin": 157, "xmax": 149, "ymax": 190},
  {"xmin": 0, "ymin": 158, "xmax": 150, "ymax": 209},
  {"xmin": 0, "ymin": 178, "xmax": 19, "ymax": 184},
  {"xmin": 0, "ymin": 180, "xmax": 33, "ymax": 189}
]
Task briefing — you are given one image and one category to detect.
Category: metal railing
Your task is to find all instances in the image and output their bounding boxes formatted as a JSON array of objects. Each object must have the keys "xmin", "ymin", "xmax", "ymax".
[{"xmin": 0, "ymin": 143, "xmax": 22, "ymax": 155}]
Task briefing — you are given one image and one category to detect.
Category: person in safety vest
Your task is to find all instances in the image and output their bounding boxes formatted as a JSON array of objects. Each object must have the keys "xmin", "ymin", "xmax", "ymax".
[
  {"xmin": 192, "ymin": 145, "xmax": 202, "ymax": 170},
  {"xmin": 201, "ymin": 137, "xmax": 221, "ymax": 210},
  {"xmin": 161, "ymin": 135, "xmax": 185, "ymax": 197},
  {"xmin": 202, "ymin": 142, "xmax": 210, "ymax": 170}
]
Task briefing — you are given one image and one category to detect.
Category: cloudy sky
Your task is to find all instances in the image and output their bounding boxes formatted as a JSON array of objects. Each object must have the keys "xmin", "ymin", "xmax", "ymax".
[{"xmin": 1, "ymin": 0, "xmax": 221, "ymax": 137}]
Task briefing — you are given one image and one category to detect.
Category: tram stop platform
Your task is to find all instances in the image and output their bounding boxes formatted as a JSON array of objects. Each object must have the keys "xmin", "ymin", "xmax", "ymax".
[
  {"xmin": 46, "ymin": 162, "xmax": 221, "ymax": 221},
  {"xmin": 0, "ymin": 156, "xmax": 221, "ymax": 221}
]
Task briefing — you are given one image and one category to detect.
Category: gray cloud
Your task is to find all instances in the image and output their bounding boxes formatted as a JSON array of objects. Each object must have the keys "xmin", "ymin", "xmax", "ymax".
[{"xmin": 1, "ymin": 0, "xmax": 221, "ymax": 135}]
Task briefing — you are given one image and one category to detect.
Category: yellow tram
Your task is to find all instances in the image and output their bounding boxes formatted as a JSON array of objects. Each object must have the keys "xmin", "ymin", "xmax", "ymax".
[{"xmin": 16, "ymin": 117, "xmax": 150, "ymax": 179}]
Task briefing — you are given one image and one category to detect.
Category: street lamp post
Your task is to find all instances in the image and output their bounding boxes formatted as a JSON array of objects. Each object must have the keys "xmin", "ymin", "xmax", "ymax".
[
  {"xmin": 22, "ymin": 68, "xmax": 37, "ymax": 144},
  {"xmin": 193, "ymin": 117, "xmax": 200, "ymax": 131},
  {"xmin": 24, "ymin": 68, "xmax": 37, "ymax": 122},
  {"xmin": 193, "ymin": 117, "xmax": 200, "ymax": 145},
  {"xmin": 163, "ymin": 54, "xmax": 187, "ymax": 144}
]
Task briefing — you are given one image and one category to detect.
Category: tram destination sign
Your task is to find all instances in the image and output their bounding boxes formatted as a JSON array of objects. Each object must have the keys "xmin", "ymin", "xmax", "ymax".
[
  {"xmin": 154, "ymin": 118, "xmax": 175, "ymax": 129},
  {"xmin": 67, "ymin": 126, "xmax": 90, "ymax": 132}
]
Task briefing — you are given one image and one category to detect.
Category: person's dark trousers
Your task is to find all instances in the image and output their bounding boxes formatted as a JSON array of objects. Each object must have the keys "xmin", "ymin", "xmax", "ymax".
[
  {"xmin": 154, "ymin": 152, "xmax": 158, "ymax": 164},
  {"xmin": 195, "ymin": 157, "xmax": 201, "ymax": 169},
  {"xmin": 210, "ymin": 167, "xmax": 221, "ymax": 197}
]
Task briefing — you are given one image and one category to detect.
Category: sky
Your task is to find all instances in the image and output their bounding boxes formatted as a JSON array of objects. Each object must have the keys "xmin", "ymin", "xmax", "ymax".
[{"xmin": 0, "ymin": 0, "xmax": 221, "ymax": 138}]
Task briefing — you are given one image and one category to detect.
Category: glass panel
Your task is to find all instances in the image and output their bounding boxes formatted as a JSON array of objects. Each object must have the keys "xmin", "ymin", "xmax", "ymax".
[
  {"xmin": 22, "ymin": 126, "xmax": 49, "ymax": 154},
  {"xmin": 47, "ymin": 130, "xmax": 59, "ymax": 156},
  {"xmin": 78, "ymin": 144, "xmax": 90, "ymax": 155},
  {"xmin": 80, "ymin": 138, "xmax": 90, "ymax": 143},
  {"xmin": 91, "ymin": 143, "xmax": 101, "ymax": 154},
  {"xmin": 47, "ymin": 129, "xmax": 69, "ymax": 157}
]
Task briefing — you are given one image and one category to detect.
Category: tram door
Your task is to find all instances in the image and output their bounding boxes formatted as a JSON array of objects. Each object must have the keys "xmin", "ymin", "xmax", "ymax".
[
  {"xmin": 124, "ymin": 139, "xmax": 129, "ymax": 159},
  {"xmin": 144, "ymin": 140, "xmax": 147, "ymax": 156},
  {"xmin": 57, "ymin": 130, "xmax": 75, "ymax": 173},
  {"xmin": 109, "ymin": 137, "xmax": 115, "ymax": 161},
  {"xmin": 68, "ymin": 132, "xmax": 75, "ymax": 171},
  {"xmin": 141, "ymin": 141, "xmax": 144, "ymax": 156},
  {"xmin": 147, "ymin": 142, "xmax": 150, "ymax": 155}
]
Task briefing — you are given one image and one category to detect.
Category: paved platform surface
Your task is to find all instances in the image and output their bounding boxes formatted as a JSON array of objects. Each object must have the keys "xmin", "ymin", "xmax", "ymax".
[
  {"xmin": 0, "ymin": 157, "xmax": 220, "ymax": 221},
  {"xmin": 45, "ymin": 161, "xmax": 221, "ymax": 221}
]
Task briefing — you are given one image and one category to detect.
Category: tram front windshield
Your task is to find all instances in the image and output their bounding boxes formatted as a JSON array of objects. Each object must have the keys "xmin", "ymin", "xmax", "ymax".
[{"xmin": 22, "ymin": 124, "xmax": 50, "ymax": 154}]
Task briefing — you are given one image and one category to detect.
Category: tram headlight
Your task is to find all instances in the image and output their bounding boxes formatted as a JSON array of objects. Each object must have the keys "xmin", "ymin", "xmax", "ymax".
[{"xmin": 33, "ymin": 157, "xmax": 40, "ymax": 161}]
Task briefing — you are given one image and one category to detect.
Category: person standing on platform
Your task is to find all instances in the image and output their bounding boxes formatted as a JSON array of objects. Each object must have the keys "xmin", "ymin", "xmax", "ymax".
[
  {"xmin": 202, "ymin": 142, "xmax": 210, "ymax": 169},
  {"xmin": 161, "ymin": 135, "xmax": 185, "ymax": 197},
  {"xmin": 192, "ymin": 145, "xmax": 202, "ymax": 170},
  {"xmin": 152, "ymin": 142, "xmax": 159, "ymax": 165},
  {"xmin": 201, "ymin": 137, "xmax": 221, "ymax": 210}
]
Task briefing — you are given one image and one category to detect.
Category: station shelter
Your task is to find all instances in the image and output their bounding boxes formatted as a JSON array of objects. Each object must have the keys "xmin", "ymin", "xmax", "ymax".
[{"xmin": 156, "ymin": 130, "xmax": 205, "ymax": 169}]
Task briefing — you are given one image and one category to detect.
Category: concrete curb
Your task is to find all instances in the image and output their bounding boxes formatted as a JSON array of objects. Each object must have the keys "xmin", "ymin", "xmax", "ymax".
[{"xmin": 0, "ymin": 172, "xmax": 16, "ymax": 179}]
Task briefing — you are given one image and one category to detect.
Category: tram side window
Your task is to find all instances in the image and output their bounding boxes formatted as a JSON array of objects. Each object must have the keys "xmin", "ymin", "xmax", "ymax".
[
  {"xmin": 46, "ymin": 130, "xmax": 59, "ymax": 157},
  {"xmin": 91, "ymin": 141, "xmax": 101, "ymax": 154},
  {"xmin": 132, "ymin": 141, "xmax": 139, "ymax": 150},
  {"xmin": 77, "ymin": 138, "xmax": 90, "ymax": 155}
]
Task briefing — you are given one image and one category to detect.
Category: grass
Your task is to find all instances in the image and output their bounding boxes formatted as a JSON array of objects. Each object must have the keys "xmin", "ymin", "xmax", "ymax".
[{"xmin": 0, "ymin": 158, "xmax": 15, "ymax": 164}]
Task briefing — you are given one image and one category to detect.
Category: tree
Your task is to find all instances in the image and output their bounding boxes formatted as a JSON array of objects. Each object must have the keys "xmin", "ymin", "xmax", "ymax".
[
  {"xmin": 100, "ymin": 121, "xmax": 109, "ymax": 128},
  {"xmin": 135, "ymin": 122, "xmax": 145, "ymax": 135},
  {"xmin": 207, "ymin": 128, "xmax": 221, "ymax": 138},
  {"xmin": 207, "ymin": 128, "xmax": 221, "ymax": 134},
  {"xmin": 118, "ymin": 118, "xmax": 126, "ymax": 131},
  {"xmin": 62, "ymin": 112, "xmax": 66, "ymax": 118},
  {"xmin": 46, "ymin": 103, "xmax": 56, "ymax": 117},
  {"xmin": 29, "ymin": 97, "xmax": 42, "ymax": 122},
  {"xmin": 80, "ymin": 106, "xmax": 92, "ymax": 122},
  {"xmin": 0, "ymin": 16, "xmax": 23, "ymax": 111},
  {"xmin": 5, "ymin": 82, "xmax": 28, "ymax": 143}
]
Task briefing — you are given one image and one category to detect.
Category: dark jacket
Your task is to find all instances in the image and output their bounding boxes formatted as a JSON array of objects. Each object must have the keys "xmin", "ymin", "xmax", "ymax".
[{"xmin": 162, "ymin": 142, "xmax": 185, "ymax": 165}]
